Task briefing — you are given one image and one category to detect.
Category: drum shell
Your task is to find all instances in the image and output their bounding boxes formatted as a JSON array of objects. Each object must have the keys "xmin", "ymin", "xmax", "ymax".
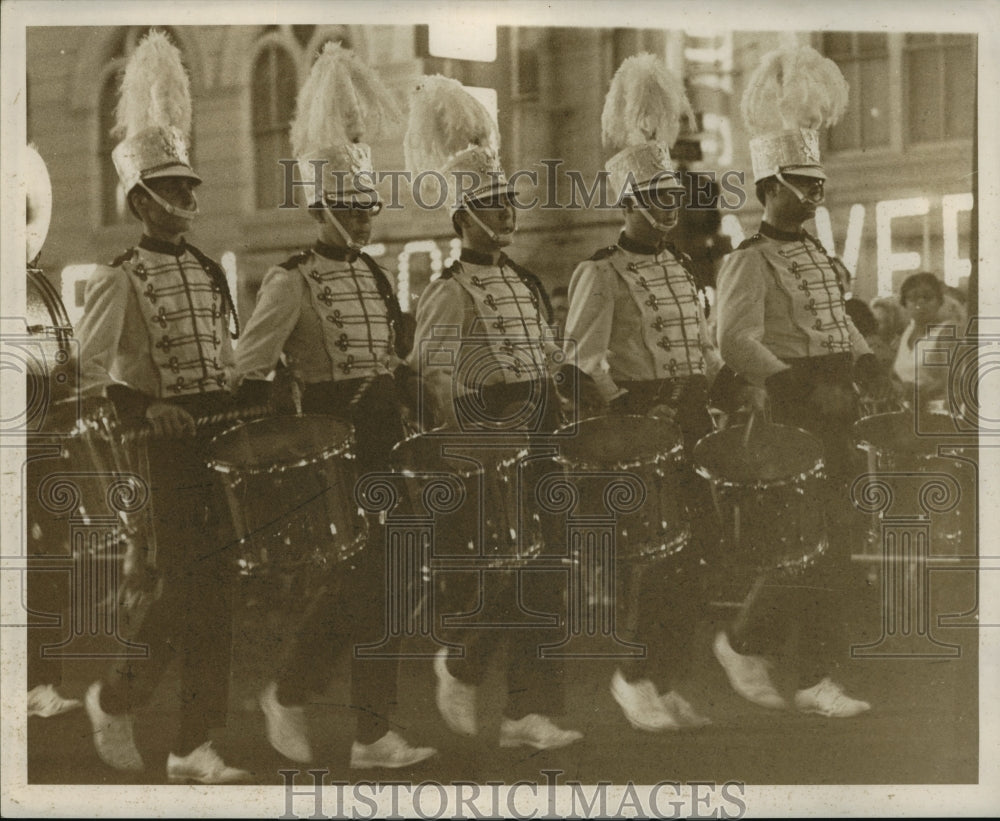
[
  {"xmin": 853, "ymin": 411, "xmax": 974, "ymax": 550},
  {"xmin": 389, "ymin": 434, "xmax": 541, "ymax": 569},
  {"xmin": 693, "ymin": 423, "xmax": 828, "ymax": 574},
  {"xmin": 27, "ymin": 398, "xmax": 141, "ymax": 562},
  {"xmin": 551, "ymin": 415, "xmax": 690, "ymax": 563},
  {"xmin": 208, "ymin": 415, "xmax": 367, "ymax": 575}
]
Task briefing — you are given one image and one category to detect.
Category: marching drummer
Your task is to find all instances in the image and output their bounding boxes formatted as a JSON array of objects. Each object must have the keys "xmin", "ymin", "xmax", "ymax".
[
  {"xmin": 712, "ymin": 44, "xmax": 881, "ymax": 718},
  {"xmin": 405, "ymin": 76, "xmax": 583, "ymax": 751},
  {"xmin": 234, "ymin": 45, "xmax": 436, "ymax": 770},
  {"xmin": 75, "ymin": 32, "xmax": 250, "ymax": 782},
  {"xmin": 564, "ymin": 54, "xmax": 720, "ymax": 731}
]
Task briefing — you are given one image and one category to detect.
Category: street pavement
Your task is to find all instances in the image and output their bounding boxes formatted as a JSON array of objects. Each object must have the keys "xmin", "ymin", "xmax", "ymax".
[{"xmin": 26, "ymin": 557, "xmax": 978, "ymax": 788}]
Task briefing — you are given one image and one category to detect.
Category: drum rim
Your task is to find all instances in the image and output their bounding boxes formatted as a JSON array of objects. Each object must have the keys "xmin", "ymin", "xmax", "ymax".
[
  {"xmin": 207, "ymin": 413, "xmax": 354, "ymax": 474},
  {"xmin": 691, "ymin": 422, "xmax": 826, "ymax": 489},
  {"xmin": 390, "ymin": 429, "xmax": 487, "ymax": 478},
  {"xmin": 852, "ymin": 409, "xmax": 971, "ymax": 457},
  {"xmin": 552, "ymin": 413, "xmax": 684, "ymax": 471}
]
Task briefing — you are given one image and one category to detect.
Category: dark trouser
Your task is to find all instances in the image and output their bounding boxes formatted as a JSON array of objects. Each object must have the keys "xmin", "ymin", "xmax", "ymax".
[
  {"xmin": 612, "ymin": 378, "xmax": 718, "ymax": 691},
  {"xmin": 730, "ymin": 355, "xmax": 858, "ymax": 688},
  {"xmin": 274, "ymin": 375, "xmax": 406, "ymax": 744},
  {"xmin": 26, "ymin": 449, "xmax": 71, "ymax": 692},
  {"xmin": 99, "ymin": 391, "xmax": 236, "ymax": 756},
  {"xmin": 443, "ymin": 379, "xmax": 568, "ymax": 720}
]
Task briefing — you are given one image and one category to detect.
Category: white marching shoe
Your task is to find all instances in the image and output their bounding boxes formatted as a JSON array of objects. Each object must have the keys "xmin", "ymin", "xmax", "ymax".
[
  {"xmin": 260, "ymin": 681, "xmax": 313, "ymax": 763},
  {"xmin": 794, "ymin": 678, "xmax": 871, "ymax": 718},
  {"xmin": 28, "ymin": 684, "xmax": 81, "ymax": 718},
  {"xmin": 712, "ymin": 631, "xmax": 787, "ymax": 710},
  {"xmin": 499, "ymin": 714, "xmax": 583, "ymax": 750},
  {"xmin": 434, "ymin": 648, "xmax": 478, "ymax": 736},
  {"xmin": 84, "ymin": 681, "xmax": 144, "ymax": 771},
  {"xmin": 610, "ymin": 669, "xmax": 679, "ymax": 732},
  {"xmin": 167, "ymin": 741, "xmax": 252, "ymax": 784},
  {"xmin": 349, "ymin": 731, "xmax": 437, "ymax": 769},
  {"xmin": 660, "ymin": 690, "xmax": 712, "ymax": 729}
]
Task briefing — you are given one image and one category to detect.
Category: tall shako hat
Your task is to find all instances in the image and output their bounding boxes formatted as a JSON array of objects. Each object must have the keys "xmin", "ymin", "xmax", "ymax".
[
  {"xmin": 602, "ymin": 53, "xmax": 693, "ymax": 204},
  {"xmin": 111, "ymin": 30, "xmax": 200, "ymax": 193},
  {"xmin": 404, "ymin": 75, "xmax": 510, "ymax": 210},
  {"xmin": 742, "ymin": 44, "xmax": 849, "ymax": 182},
  {"xmin": 291, "ymin": 42, "xmax": 401, "ymax": 207}
]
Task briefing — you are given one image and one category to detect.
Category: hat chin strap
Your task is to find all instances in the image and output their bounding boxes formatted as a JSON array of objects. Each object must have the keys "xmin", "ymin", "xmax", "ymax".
[
  {"xmin": 321, "ymin": 204, "xmax": 363, "ymax": 252},
  {"xmin": 462, "ymin": 200, "xmax": 503, "ymax": 244},
  {"xmin": 138, "ymin": 181, "xmax": 199, "ymax": 219},
  {"xmin": 638, "ymin": 203, "xmax": 675, "ymax": 233},
  {"xmin": 775, "ymin": 172, "xmax": 824, "ymax": 206}
]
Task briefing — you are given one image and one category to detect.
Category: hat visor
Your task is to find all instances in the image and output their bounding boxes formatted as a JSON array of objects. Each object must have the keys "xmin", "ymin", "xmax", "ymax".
[
  {"xmin": 142, "ymin": 163, "xmax": 202, "ymax": 185},
  {"xmin": 460, "ymin": 181, "xmax": 515, "ymax": 209},
  {"xmin": 779, "ymin": 164, "xmax": 826, "ymax": 181}
]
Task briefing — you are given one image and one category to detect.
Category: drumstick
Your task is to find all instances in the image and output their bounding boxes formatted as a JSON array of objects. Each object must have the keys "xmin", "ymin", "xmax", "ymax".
[
  {"xmin": 741, "ymin": 408, "xmax": 756, "ymax": 449},
  {"xmin": 118, "ymin": 403, "xmax": 273, "ymax": 443}
]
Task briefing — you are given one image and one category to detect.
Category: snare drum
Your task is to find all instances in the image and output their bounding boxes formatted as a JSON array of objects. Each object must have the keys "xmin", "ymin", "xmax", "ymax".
[
  {"xmin": 552, "ymin": 415, "xmax": 689, "ymax": 563},
  {"xmin": 693, "ymin": 422, "xmax": 828, "ymax": 575},
  {"xmin": 207, "ymin": 415, "xmax": 367, "ymax": 576},
  {"xmin": 31, "ymin": 397, "xmax": 148, "ymax": 551},
  {"xmin": 390, "ymin": 433, "xmax": 541, "ymax": 569},
  {"xmin": 853, "ymin": 411, "xmax": 973, "ymax": 551}
]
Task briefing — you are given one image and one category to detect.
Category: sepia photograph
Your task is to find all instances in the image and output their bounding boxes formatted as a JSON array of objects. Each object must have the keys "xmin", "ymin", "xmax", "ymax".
[{"xmin": 2, "ymin": 0, "xmax": 997, "ymax": 816}]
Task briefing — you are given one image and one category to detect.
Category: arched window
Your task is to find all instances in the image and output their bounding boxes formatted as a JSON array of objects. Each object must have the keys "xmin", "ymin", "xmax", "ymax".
[
  {"xmin": 98, "ymin": 27, "xmax": 193, "ymax": 225},
  {"xmin": 251, "ymin": 43, "xmax": 298, "ymax": 210}
]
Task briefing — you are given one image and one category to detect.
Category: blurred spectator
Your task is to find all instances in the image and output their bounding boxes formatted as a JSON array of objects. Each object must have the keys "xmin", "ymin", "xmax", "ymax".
[
  {"xmin": 893, "ymin": 272, "xmax": 961, "ymax": 407},
  {"xmin": 845, "ymin": 297, "xmax": 878, "ymax": 338},
  {"xmin": 868, "ymin": 295, "xmax": 907, "ymax": 370}
]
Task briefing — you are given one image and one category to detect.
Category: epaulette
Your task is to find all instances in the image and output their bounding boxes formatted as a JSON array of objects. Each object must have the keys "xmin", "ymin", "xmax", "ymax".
[
  {"xmin": 589, "ymin": 245, "xmax": 618, "ymax": 261},
  {"xmin": 279, "ymin": 249, "xmax": 313, "ymax": 271},
  {"xmin": 109, "ymin": 247, "xmax": 136, "ymax": 268},
  {"xmin": 735, "ymin": 233, "xmax": 764, "ymax": 251}
]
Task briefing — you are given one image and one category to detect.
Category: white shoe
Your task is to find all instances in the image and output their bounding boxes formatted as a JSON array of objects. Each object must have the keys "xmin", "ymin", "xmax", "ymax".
[
  {"xmin": 434, "ymin": 648, "xmax": 478, "ymax": 736},
  {"xmin": 260, "ymin": 681, "xmax": 312, "ymax": 763},
  {"xmin": 84, "ymin": 681, "xmax": 144, "ymax": 771},
  {"xmin": 167, "ymin": 741, "xmax": 252, "ymax": 784},
  {"xmin": 794, "ymin": 678, "xmax": 871, "ymax": 718},
  {"xmin": 610, "ymin": 670, "xmax": 678, "ymax": 732},
  {"xmin": 349, "ymin": 731, "xmax": 437, "ymax": 769},
  {"xmin": 499, "ymin": 714, "xmax": 583, "ymax": 750},
  {"xmin": 712, "ymin": 631, "xmax": 787, "ymax": 710},
  {"xmin": 660, "ymin": 690, "xmax": 712, "ymax": 728},
  {"xmin": 28, "ymin": 684, "xmax": 81, "ymax": 718}
]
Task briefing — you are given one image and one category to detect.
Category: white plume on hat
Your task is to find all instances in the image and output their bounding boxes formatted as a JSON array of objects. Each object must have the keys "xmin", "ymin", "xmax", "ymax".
[
  {"xmin": 112, "ymin": 29, "xmax": 191, "ymax": 142},
  {"xmin": 601, "ymin": 53, "xmax": 693, "ymax": 153},
  {"xmin": 290, "ymin": 41, "xmax": 401, "ymax": 170},
  {"xmin": 741, "ymin": 45, "xmax": 848, "ymax": 137},
  {"xmin": 601, "ymin": 53, "xmax": 692, "ymax": 201},
  {"xmin": 741, "ymin": 44, "xmax": 848, "ymax": 181},
  {"xmin": 110, "ymin": 29, "xmax": 200, "ymax": 192},
  {"xmin": 404, "ymin": 75, "xmax": 507, "ymax": 207},
  {"xmin": 403, "ymin": 75, "xmax": 499, "ymax": 173}
]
